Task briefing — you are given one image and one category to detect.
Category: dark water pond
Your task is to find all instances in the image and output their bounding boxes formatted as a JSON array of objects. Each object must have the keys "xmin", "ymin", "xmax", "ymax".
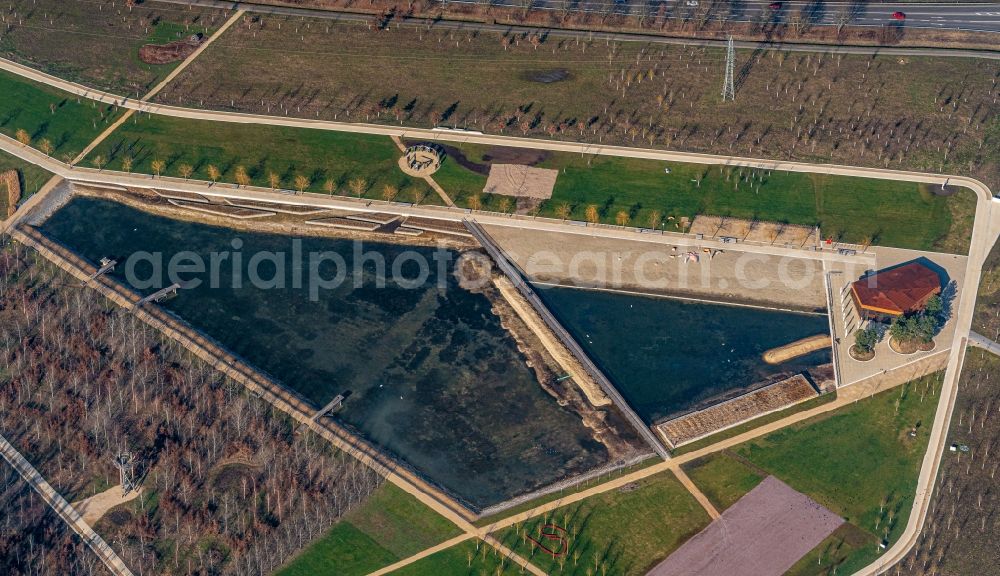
[
  {"xmin": 535, "ymin": 285, "xmax": 832, "ymax": 424},
  {"xmin": 42, "ymin": 197, "xmax": 609, "ymax": 508}
]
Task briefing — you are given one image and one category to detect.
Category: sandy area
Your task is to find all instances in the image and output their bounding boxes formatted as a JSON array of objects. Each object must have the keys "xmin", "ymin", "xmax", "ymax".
[
  {"xmin": 73, "ymin": 487, "xmax": 142, "ymax": 525},
  {"xmin": 485, "ymin": 226, "xmax": 827, "ymax": 311},
  {"xmin": 690, "ymin": 215, "xmax": 818, "ymax": 247},
  {"xmin": 762, "ymin": 334, "xmax": 832, "ymax": 364},
  {"xmin": 494, "ymin": 277, "xmax": 610, "ymax": 408}
]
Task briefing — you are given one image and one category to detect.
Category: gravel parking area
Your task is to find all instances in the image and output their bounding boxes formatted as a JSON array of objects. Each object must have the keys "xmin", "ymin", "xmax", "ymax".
[{"xmin": 647, "ymin": 476, "xmax": 843, "ymax": 576}]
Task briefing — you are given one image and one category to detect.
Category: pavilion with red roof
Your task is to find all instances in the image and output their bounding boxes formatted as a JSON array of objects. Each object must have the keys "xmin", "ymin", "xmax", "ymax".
[{"xmin": 850, "ymin": 261, "xmax": 942, "ymax": 321}]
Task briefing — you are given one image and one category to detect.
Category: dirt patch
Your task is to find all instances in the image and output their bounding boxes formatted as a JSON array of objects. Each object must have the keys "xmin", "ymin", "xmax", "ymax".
[
  {"xmin": 2, "ymin": 170, "xmax": 21, "ymax": 218},
  {"xmin": 139, "ymin": 34, "xmax": 203, "ymax": 65},
  {"xmin": 648, "ymin": 476, "xmax": 843, "ymax": 576},
  {"xmin": 406, "ymin": 141, "xmax": 549, "ymax": 177},
  {"xmin": 933, "ymin": 184, "xmax": 962, "ymax": 197},
  {"xmin": 481, "ymin": 147, "xmax": 548, "ymax": 167},
  {"xmin": 690, "ymin": 215, "xmax": 817, "ymax": 247},
  {"xmin": 454, "ymin": 249, "xmax": 492, "ymax": 293},
  {"xmin": 103, "ymin": 508, "xmax": 133, "ymax": 527},
  {"xmin": 211, "ymin": 463, "xmax": 258, "ymax": 493},
  {"xmin": 889, "ymin": 336, "xmax": 935, "ymax": 355},
  {"xmin": 521, "ymin": 69, "xmax": 571, "ymax": 84},
  {"xmin": 849, "ymin": 345, "xmax": 876, "ymax": 362},
  {"xmin": 483, "ymin": 164, "xmax": 558, "ymax": 199}
]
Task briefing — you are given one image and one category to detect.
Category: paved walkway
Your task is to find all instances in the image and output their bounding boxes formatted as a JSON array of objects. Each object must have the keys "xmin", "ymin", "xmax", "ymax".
[
  {"xmin": 0, "ymin": 433, "xmax": 134, "ymax": 576},
  {"xmin": 969, "ymin": 330, "xmax": 1000, "ymax": 358},
  {"xmin": 671, "ymin": 467, "xmax": 720, "ymax": 520}
]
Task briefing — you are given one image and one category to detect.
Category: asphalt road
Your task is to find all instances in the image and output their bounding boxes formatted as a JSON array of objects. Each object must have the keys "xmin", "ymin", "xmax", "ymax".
[{"xmin": 158, "ymin": 0, "xmax": 1000, "ymax": 35}]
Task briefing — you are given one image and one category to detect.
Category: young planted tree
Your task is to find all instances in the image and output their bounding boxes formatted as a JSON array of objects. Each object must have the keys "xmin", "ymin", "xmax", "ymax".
[
  {"xmin": 14, "ymin": 129, "xmax": 31, "ymax": 147},
  {"xmin": 177, "ymin": 163, "xmax": 193, "ymax": 179},
  {"xmin": 323, "ymin": 179, "xmax": 335, "ymax": 195},
  {"xmin": 647, "ymin": 209, "xmax": 662, "ymax": 230},
  {"xmin": 468, "ymin": 193, "xmax": 483, "ymax": 211},
  {"xmin": 585, "ymin": 204, "xmax": 600, "ymax": 224},
  {"xmin": 615, "ymin": 210, "xmax": 630, "ymax": 227},
  {"xmin": 555, "ymin": 202, "xmax": 571, "ymax": 220},
  {"xmin": 413, "ymin": 188, "xmax": 428, "ymax": 205},
  {"xmin": 498, "ymin": 197, "xmax": 513, "ymax": 214},
  {"xmin": 234, "ymin": 166, "xmax": 251, "ymax": 188},
  {"xmin": 348, "ymin": 178, "xmax": 367, "ymax": 198},
  {"xmin": 854, "ymin": 325, "xmax": 879, "ymax": 354},
  {"xmin": 91, "ymin": 155, "xmax": 106, "ymax": 171},
  {"xmin": 268, "ymin": 172, "xmax": 281, "ymax": 190},
  {"xmin": 151, "ymin": 159, "xmax": 166, "ymax": 177},
  {"xmin": 206, "ymin": 164, "xmax": 221, "ymax": 183},
  {"xmin": 122, "ymin": 155, "xmax": 134, "ymax": 173},
  {"xmin": 381, "ymin": 184, "xmax": 398, "ymax": 202},
  {"xmin": 37, "ymin": 138, "xmax": 53, "ymax": 157},
  {"xmin": 294, "ymin": 174, "xmax": 311, "ymax": 193}
]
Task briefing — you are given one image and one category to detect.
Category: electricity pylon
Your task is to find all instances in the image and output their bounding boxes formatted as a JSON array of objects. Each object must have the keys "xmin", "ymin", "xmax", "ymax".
[{"xmin": 722, "ymin": 35, "xmax": 736, "ymax": 102}]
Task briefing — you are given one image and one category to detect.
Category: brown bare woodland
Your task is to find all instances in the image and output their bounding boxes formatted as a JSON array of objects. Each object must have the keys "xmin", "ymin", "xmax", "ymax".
[{"xmin": 0, "ymin": 239, "xmax": 384, "ymax": 575}]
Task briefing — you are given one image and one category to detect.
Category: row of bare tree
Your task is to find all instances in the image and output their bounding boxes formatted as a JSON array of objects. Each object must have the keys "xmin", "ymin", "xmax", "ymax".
[{"xmin": 0, "ymin": 240, "xmax": 384, "ymax": 575}]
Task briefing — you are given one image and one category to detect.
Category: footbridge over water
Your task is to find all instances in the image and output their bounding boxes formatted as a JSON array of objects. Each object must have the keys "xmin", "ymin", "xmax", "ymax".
[
  {"xmin": 81, "ymin": 257, "xmax": 116, "ymax": 285},
  {"xmin": 462, "ymin": 218, "xmax": 670, "ymax": 460}
]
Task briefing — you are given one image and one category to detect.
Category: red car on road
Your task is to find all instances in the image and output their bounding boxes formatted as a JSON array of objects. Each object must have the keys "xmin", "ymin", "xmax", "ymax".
[
  {"xmin": 768, "ymin": 2, "xmax": 782, "ymax": 9},
  {"xmin": 892, "ymin": 11, "xmax": 906, "ymax": 20}
]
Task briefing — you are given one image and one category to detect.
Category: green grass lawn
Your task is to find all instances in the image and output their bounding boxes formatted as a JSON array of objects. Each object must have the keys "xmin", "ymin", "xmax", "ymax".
[
  {"xmin": 433, "ymin": 142, "xmax": 975, "ymax": 253},
  {"xmin": 784, "ymin": 523, "xmax": 880, "ymax": 576},
  {"xmin": 0, "ymin": 0, "xmax": 225, "ymax": 94},
  {"xmin": 275, "ymin": 483, "xmax": 462, "ymax": 576},
  {"xmin": 681, "ymin": 452, "xmax": 764, "ymax": 512},
  {"xmin": 474, "ymin": 457, "xmax": 661, "ymax": 528},
  {"xmin": 0, "ymin": 69, "xmax": 122, "ymax": 161},
  {"xmin": 391, "ymin": 539, "xmax": 521, "ymax": 576},
  {"xmin": 490, "ymin": 471, "xmax": 710, "ymax": 576},
  {"xmin": 0, "ymin": 151, "xmax": 51, "ymax": 210},
  {"xmin": 729, "ymin": 374, "xmax": 941, "ymax": 574},
  {"xmin": 84, "ymin": 113, "xmax": 438, "ymax": 204}
]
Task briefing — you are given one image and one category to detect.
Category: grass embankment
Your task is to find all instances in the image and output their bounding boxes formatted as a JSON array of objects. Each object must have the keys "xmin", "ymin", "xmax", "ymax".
[
  {"xmin": 682, "ymin": 451, "xmax": 764, "ymax": 512},
  {"xmin": 489, "ymin": 471, "xmax": 710, "ymax": 576},
  {"xmin": 84, "ymin": 113, "xmax": 438, "ymax": 204},
  {"xmin": 474, "ymin": 456, "xmax": 661, "ymax": 528},
  {"xmin": 682, "ymin": 374, "xmax": 942, "ymax": 575},
  {"xmin": 0, "ymin": 69, "xmax": 122, "ymax": 161},
  {"xmin": 0, "ymin": 0, "xmax": 226, "ymax": 94},
  {"xmin": 434, "ymin": 142, "xmax": 975, "ymax": 253},
  {"xmin": 275, "ymin": 483, "xmax": 462, "ymax": 576}
]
